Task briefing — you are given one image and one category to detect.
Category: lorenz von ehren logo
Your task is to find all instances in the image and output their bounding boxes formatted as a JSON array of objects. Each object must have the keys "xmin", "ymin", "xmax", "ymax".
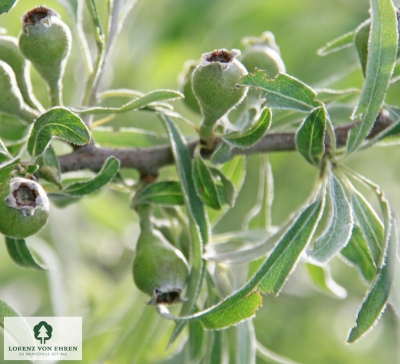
[
  {"xmin": 4, "ymin": 317, "xmax": 82, "ymax": 361},
  {"xmin": 34, "ymin": 321, "xmax": 53, "ymax": 344}
]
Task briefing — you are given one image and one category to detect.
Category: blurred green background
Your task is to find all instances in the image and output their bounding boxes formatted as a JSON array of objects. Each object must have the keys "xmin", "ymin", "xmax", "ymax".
[{"xmin": 1, "ymin": 0, "xmax": 400, "ymax": 363}]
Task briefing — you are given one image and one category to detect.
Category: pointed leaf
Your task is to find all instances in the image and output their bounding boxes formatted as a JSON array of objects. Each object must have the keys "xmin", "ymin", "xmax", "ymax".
[
  {"xmin": 309, "ymin": 176, "xmax": 353, "ymax": 262},
  {"xmin": 346, "ymin": 0, "xmax": 398, "ymax": 154},
  {"xmin": 317, "ymin": 29, "xmax": 357, "ymax": 56},
  {"xmin": 0, "ymin": 0, "xmax": 18, "ymax": 14},
  {"xmin": 222, "ymin": 108, "xmax": 271, "ymax": 148},
  {"xmin": 161, "ymin": 115, "xmax": 209, "ymax": 346},
  {"xmin": 305, "ymin": 263, "xmax": 347, "ymax": 298},
  {"xmin": 210, "ymin": 140, "xmax": 233, "ymax": 164},
  {"xmin": 241, "ymin": 70, "xmax": 321, "ymax": 112},
  {"xmin": 341, "ymin": 225, "xmax": 376, "ymax": 282},
  {"xmin": 63, "ymin": 156, "xmax": 120, "ymax": 196},
  {"xmin": 132, "ymin": 181, "xmax": 184, "ymax": 206},
  {"xmin": 347, "ymin": 219, "xmax": 396, "ymax": 343},
  {"xmin": 0, "ymin": 158, "xmax": 19, "ymax": 184},
  {"xmin": 36, "ymin": 145, "xmax": 62, "ymax": 188},
  {"xmin": 0, "ymin": 138, "xmax": 11, "ymax": 158},
  {"xmin": 235, "ymin": 321, "xmax": 256, "ymax": 364},
  {"xmin": 92, "ymin": 127, "xmax": 168, "ymax": 148},
  {"xmin": 5, "ymin": 237, "xmax": 46, "ymax": 270},
  {"xmin": 210, "ymin": 167, "xmax": 236, "ymax": 207},
  {"xmin": 27, "ymin": 107, "xmax": 90, "ymax": 157},
  {"xmin": 351, "ymin": 189, "xmax": 384, "ymax": 266},
  {"xmin": 258, "ymin": 199, "xmax": 323, "ymax": 294},
  {"xmin": 296, "ymin": 107, "xmax": 326, "ymax": 166},
  {"xmin": 355, "ymin": 21, "xmax": 371, "ymax": 77},
  {"xmin": 75, "ymin": 90, "xmax": 183, "ymax": 115},
  {"xmin": 193, "ymin": 154, "xmax": 221, "ymax": 210}
]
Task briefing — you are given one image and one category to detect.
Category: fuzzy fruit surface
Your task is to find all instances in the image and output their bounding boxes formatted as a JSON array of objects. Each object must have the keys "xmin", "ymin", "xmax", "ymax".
[
  {"xmin": 192, "ymin": 49, "xmax": 247, "ymax": 127},
  {"xmin": 18, "ymin": 7, "xmax": 71, "ymax": 90},
  {"xmin": 0, "ymin": 178, "xmax": 50, "ymax": 238},
  {"xmin": 133, "ymin": 217, "xmax": 189, "ymax": 305}
]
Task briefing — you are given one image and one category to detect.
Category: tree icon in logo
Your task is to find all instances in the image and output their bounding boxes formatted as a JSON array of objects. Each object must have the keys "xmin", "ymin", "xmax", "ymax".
[{"xmin": 34, "ymin": 321, "xmax": 53, "ymax": 344}]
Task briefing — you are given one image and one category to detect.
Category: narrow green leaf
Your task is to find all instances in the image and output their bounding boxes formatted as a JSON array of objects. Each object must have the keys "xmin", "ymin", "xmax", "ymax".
[
  {"xmin": 309, "ymin": 176, "xmax": 353, "ymax": 262},
  {"xmin": 75, "ymin": 90, "xmax": 183, "ymax": 115},
  {"xmin": 193, "ymin": 154, "xmax": 222, "ymax": 210},
  {"xmin": 36, "ymin": 145, "xmax": 62, "ymax": 188},
  {"xmin": 305, "ymin": 263, "xmax": 347, "ymax": 298},
  {"xmin": 222, "ymin": 108, "xmax": 272, "ymax": 148},
  {"xmin": 210, "ymin": 140, "xmax": 233, "ymax": 164},
  {"xmin": 132, "ymin": 181, "xmax": 184, "ymax": 206},
  {"xmin": 241, "ymin": 70, "xmax": 321, "ymax": 112},
  {"xmin": 389, "ymin": 237, "xmax": 400, "ymax": 317},
  {"xmin": 5, "ymin": 237, "xmax": 46, "ymax": 270},
  {"xmin": 347, "ymin": 219, "xmax": 396, "ymax": 343},
  {"xmin": 351, "ymin": 189, "xmax": 384, "ymax": 266},
  {"xmin": 0, "ymin": 158, "xmax": 19, "ymax": 184},
  {"xmin": 161, "ymin": 115, "xmax": 209, "ymax": 347},
  {"xmin": 296, "ymin": 107, "xmax": 326, "ymax": 166},
  {"xmin": 210, "ymin": 167, "xmax": 236, "ymax": 207},
  {"xmin": 355, "ymin": 21, "xmax": 371, "ymax": 77},
  {"xmin": 27, "ymin": 107, "xmax": 90, "ymax": 157},
  {"xmin": 200, "ymin": 292, "xmax": 262, "ymax": 330},
  {"xmin": 187, "ymin": 321, "xmax": 206, "ymax": 363},
  {"xmin": 63, "ymin": 156, "xmax": 120, "ymax": 196},
  {"xmin": 0, "ymin": 138, "xmax": 11, "ymax": 158},
  {"xmin": 317, "ymin": 29, "xmax": 357, "ymax": 56},
  {"xmin": 346, "ymin": 0, "xmax": 398, "ymax": 154},
  {"xmin": 316, "ymin": 88, "xmax": 360, "ymax": 104},
  {"xmin": 258, "ymin": 200, "xmax": 323, "ymax": 294},
  {"xmin": 236, "ymin": 321, "xmax": 256, "ymax": 364},
  {"xmin": 341, "ymin": 225, "xmax": 376, "ymax": 282},
  {"xmin": 92, "ymin": 127, "xmax": 168, "ymax": 148},
  {"xmin": 203, "ymin": 331, "xmax": 224, "ymax": 364},
  {"xmin": 56, "ymin": 0, "xmax": 78, "ymax": 20},
  {"xmin": 0, "ymin": 0, "xmax": 18, "ymax": 14},
  {"xmin": 0, "ymin": 299, "xmax": 19, "ymax": 327}
]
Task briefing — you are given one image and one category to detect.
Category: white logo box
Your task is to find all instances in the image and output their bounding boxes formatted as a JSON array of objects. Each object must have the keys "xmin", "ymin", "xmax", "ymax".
[{"xmin": 4, "ymin": 317, "xmax": 82, "ymax": 361}]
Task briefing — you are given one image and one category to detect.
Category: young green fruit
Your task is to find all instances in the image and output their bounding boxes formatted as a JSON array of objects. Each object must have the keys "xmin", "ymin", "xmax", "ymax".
[
  {"xmin": 18, "ymin": 6, "xmax": 72, "ymax": 106},
  {"xmin": 0, "ymin": 177, "xmax": 50, "ymax": 238},
  {"xmin": 192, "ymin": 49, "xmax": 248, "ymax": 139},
  {"xmin": 0, "ymin": 60, "xmax": 38, "ymax": 123},
  {"xmin": 0, "ymin": 36, "xmax": 42, "ymax": 111},
  {"xmin": 133, "ymin": 205, "xmax": 189, "ymax": 305}
]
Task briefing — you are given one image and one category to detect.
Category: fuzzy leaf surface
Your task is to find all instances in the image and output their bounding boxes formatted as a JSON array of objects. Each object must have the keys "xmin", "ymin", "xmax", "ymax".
[
  {"xmin": 317, "ymin": 30, "xmax": 357, "ymax": 56},
  {"xmin": 309, "ymin": 176, "xmax": 353, "ymax": 262},
  {"xmin": 76, "ymin": 90, "xmax": 183, "ymax": 115},
  {"xmin": 27, "ymin": 107, "xmax": 90, "ymax": 157},
  {"xmin": 296, "ymin": 107, "xmax": 326, "ymax": 166},
  {"xmin": 63, "ymin": 157, "xmax": 120, "ymax": 196},
  {"xmin": 305, "ymin": 263, "xmax": 347, "ymax": 298},
  {"xmin": 346, "ymin": 0, "xmax": 398, "ymax": 154},
  {"xmin": 5, "ymin": 237, "xmax": 46, "ymax": 270},
  {"xmin": 0, "ymin": 0, "xmax": 18, "ymax": 14},
  {"xmin": 0, "ymin": 159, "xmax": 19, "ymax": 184},
  {"xmin": 36, "ymin": 145, "xmax": 62, "ymax": 188},
  {"xmin": 347, "ymin": 220, "xmax": 396, "ymax": 343},
  {"xmin": 241, "ymin": 70, "xmax": 321, "ymax": 112},
  {"xmin": 133, "ymin": 181, "xmax": 184, "ymax": 206},
  {"xmin": 351, "ymin": 189, "xmax": 384, "ymax": 266},
  {"xmin": 222, "ymin": 108, "xmax": 271, "ymax": 147}
]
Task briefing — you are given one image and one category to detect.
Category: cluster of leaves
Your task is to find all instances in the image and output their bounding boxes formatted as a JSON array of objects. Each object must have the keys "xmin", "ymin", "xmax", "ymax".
[{"xmin": 1, "ymin": 0, "xmax": 400, "ymax": 362}]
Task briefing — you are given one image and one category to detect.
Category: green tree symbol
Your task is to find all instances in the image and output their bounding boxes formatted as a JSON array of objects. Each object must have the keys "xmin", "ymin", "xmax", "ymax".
[{"xmin": 33, "ymin": 321, "xmax": 53, "ymax": 344}]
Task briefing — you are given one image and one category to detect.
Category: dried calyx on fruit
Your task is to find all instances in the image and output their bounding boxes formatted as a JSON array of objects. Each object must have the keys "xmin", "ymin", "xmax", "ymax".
[
  {"xmin": 192, "ymin": 49, "xmax": 248, "ymax": 140},
  {"xmin": 0, "ymin": 60, "xmax": 39, "ymax": 123},
  {"xmin": 0, "ymin": 177, "xmax": 50, "ymax": 238},
  {"xmin": 132, "ymin": 204, "xmax": 189, "ymax": 305},
  {"xmin": 18, "ymin": 6, "xmax": 72, "ymax": 106}
]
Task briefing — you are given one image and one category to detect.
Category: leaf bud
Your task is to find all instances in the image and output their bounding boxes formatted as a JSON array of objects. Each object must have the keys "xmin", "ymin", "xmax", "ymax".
[
  {"xmin": 133, "ymin": 205, "xmax": 189, "ymax": 305},
  {"xmin": 0, "ymin": 177, "xmax": 50, "ymax": 238},
  {"xmin": 18, "ymin": 6, "xmax": 72, "ymax": 105},
  {"xmin": 0, "ymin": 36, "xmax": 42, "ymax": 111},
  {"xmin": 192, "ymin": 49, "xmax": 248, "ymax": 139},
  {"xmin": 0, "ymin": 60, "xmax": 39, "ymax": 123}
]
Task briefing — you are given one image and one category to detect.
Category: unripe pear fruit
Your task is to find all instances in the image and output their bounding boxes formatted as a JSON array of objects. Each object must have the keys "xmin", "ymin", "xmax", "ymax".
[
  {"xmin": 0, "ymin": 36, "xmax": 42, "ymax": 110},
  {"xmin": 133, "ymin": 205, "xmax": 189, "ymax": 305},
  {"xmin": 0, "ymin": 177, "xmax": 50, "ymax": 238},
  {"xmin": 18, "ymin": 6, "xmax": 72, "ymax": 105},
  {"xmin": 192, "ymin": 49, "xmax": 248, "ymax": 139},
  {"xmin": 0, "ymin": 60, "xmax": 38, "ymax": 123}
]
